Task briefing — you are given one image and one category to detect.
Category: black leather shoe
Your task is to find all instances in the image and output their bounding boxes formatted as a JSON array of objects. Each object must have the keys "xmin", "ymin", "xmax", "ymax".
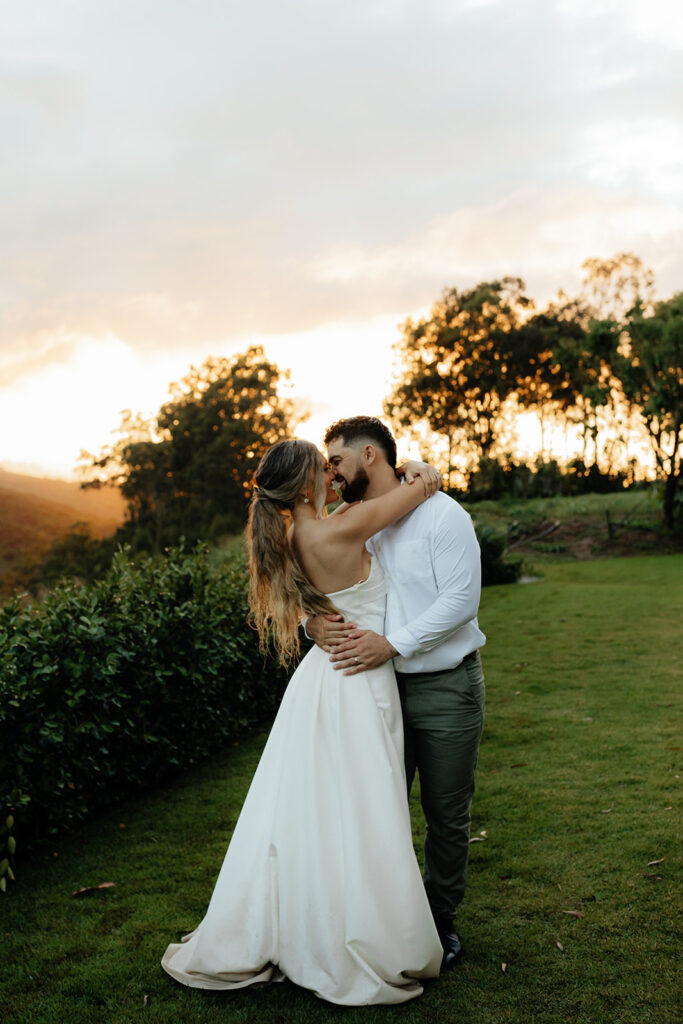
[{"xmin": 436, "ymin": 920, "xmax": 462, "ymax": 970}]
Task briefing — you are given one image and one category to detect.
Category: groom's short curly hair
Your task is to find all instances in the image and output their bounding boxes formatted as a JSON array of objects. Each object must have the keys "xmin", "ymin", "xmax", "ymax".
[{"xmin": 323, "ymin": 416, "xmax": 397, "ymax": 469}]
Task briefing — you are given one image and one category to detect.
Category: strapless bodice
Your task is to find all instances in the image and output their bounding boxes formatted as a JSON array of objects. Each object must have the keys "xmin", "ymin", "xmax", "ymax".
[{"xmin": 324, "ymin": 556, "xmax": 386, "ymax": 633}]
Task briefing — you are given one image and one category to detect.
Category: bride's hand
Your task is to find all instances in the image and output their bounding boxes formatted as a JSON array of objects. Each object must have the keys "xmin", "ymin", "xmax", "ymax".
[
  {"xmin": 396, "ymin": 460, "xmax": 442, "ymax": 497},
  {"xmin": 305, "ymin": 612, "xmax": 357, "ymax": 652}
]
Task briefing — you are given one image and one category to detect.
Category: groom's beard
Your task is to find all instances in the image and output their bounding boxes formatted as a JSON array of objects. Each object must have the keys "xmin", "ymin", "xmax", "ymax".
[{"xmin": 339, "ymin": 465, "xmax": 370, "ymax": 503}]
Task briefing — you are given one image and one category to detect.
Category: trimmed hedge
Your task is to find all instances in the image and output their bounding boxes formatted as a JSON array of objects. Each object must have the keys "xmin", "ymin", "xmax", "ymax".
[
  {"xmin": 1, "ymin": 526, "xmax": 517, "ymax": 871},
  {"xmin": 0, "ymin": 546, "xmax": 287, "ymax": 860}
]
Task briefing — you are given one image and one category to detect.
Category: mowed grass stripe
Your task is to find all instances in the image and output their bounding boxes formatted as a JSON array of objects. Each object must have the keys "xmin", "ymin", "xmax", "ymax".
[{"xmin": 3, "ymin": 555, "xmax": 680, "ymax": 1024}]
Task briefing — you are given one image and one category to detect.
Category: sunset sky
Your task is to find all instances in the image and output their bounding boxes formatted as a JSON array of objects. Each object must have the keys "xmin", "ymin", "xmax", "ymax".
[{"xmin": 1, "ymin": 0, "xmax": 682, "ymax": 478}]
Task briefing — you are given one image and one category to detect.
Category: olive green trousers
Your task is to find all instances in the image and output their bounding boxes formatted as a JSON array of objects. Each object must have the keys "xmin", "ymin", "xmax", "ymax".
[{"xmin": 395, "ymin": 650, "xmax": 485, "ymax": 923}]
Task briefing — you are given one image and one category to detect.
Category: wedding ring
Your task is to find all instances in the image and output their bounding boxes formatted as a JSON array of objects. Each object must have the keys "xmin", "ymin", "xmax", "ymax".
[{"xmin": 354, "ymin": 656, "xmax": 360, "ymax": 664}]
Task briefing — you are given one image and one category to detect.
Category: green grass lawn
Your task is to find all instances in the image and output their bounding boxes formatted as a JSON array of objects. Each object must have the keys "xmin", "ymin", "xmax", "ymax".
[{"xmin": 3, "ymin": 555, "xmax": 681, "ymax": 1024}]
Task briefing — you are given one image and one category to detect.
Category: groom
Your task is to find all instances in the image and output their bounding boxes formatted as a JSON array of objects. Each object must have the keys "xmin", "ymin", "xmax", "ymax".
[{"xmin": 306, "ymin": 416, "xmax": 486, "ymax": 970}]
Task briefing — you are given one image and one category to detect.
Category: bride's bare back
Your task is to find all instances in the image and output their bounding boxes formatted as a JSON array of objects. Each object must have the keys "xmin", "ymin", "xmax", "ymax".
[
  {"xmin": 290, "ymin": 480, "xmax": 427, "ymax": 596},
  {"xmin": 290, "ymin": 514, "xmax": 371, "ymax": 595}
]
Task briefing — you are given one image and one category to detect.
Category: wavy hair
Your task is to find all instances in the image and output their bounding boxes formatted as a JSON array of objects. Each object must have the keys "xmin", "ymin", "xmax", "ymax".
[{"xmin": 246, "ymin": 439, "xmax": 338, "ymax": 666}]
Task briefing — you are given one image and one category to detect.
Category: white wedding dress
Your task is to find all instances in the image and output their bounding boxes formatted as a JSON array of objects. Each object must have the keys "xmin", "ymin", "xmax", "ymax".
[{"xmin": 161, "ymin": 557, "xmax": 442, "ymax": 1005}]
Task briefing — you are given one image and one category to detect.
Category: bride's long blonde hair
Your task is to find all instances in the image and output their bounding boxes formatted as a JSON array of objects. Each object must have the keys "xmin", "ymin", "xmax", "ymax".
[{"xmin": 246, "ymin": 439, "xmax": 339, "ymax": 666}]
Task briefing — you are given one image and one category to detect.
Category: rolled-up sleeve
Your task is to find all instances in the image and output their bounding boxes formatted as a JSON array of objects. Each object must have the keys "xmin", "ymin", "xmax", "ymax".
[{"xmin": 386, "ymin": 503, "xmax": 481, "ymax": 658}]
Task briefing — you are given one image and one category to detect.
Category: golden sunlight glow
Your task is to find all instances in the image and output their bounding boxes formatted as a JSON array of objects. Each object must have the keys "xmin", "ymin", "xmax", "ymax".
[
  {"xmin": 0, "ymin": 336, "xmax": 203, "ymax": 479},
  {"xmin": 0, "ymin": 310, "xmax": 660, "ymax": 482},
  {"xmin": 0, "ymin": 315, "xmax": 409, "ymax": 479}
]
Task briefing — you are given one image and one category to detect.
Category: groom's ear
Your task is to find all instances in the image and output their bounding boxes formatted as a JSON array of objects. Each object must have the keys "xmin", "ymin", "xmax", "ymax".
[{"xmin": 363, "ymin": 443, "xmax": 378, "ymax": 465}]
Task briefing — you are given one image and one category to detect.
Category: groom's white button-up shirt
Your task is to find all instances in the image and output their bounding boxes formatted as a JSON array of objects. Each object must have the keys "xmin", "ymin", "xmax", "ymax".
[{"xmin": 367, "ymin": 491, "xmax": 486, "ymax": 674}]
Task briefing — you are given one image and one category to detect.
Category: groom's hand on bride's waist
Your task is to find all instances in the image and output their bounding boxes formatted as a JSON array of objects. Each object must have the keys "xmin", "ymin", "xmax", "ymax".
[
  {"xmin": 330, "ymin": 630, "xmax": 398, "ymax": 676},
  {"xmin": 306, "ymin": 613, "xmax": 357, "ymax": 652}
]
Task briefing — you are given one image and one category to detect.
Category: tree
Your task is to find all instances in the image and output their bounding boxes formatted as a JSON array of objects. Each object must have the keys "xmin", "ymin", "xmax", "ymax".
[
  {"xmin": 613, "ymin": 294, "xmax": 683, "ymax": 527},
  {"xmin": 581, "ymin": 252, "xmax": 654, "ymax": 323},
  {"xmin": 520, "ymin": 256, "xmax": 654, "ymax": 471},
  {"xmin": 513, "ymin": 301, "xmax": 588, "ymax": 454},
  {"xmin": 384, "ymin": 279, "xmax": 532, "ymax": 487},
  {"xmin": 566, "ymin": 254, "xmax": 655, "ymax": 470},
  {"xmin": 551, "ymin": 309, "xmax": 619, "ymax": 469},
  {"xmin": 82, "ymin": 347, "xmax": 301, "ymax": 552}
]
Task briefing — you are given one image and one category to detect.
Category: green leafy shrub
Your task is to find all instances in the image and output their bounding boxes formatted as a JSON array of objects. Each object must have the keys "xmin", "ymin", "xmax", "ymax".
[
  {"xmin": 0, "ymin": 814, "xmax": 16, "ymax": 892},
  {"xmin": 475, "ymin": 523, "xmax": 522, "ymax": 584},
  {"xmin": 0, "ymin": 545, "xmax": 287, "ymax": 861},
  {"xmin": 30, "ymin": 523, "xmax": 118, "ymax": 589}
]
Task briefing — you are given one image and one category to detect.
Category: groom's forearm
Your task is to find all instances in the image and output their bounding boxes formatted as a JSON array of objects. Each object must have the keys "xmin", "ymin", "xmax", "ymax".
[{"xmin": 386, "ymin": 587, "xmax": 479, "ymax": 657}]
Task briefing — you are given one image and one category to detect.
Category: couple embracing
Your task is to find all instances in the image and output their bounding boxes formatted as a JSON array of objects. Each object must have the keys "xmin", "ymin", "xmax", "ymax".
[{"xmin": 162, "ymin": 416, "xmax": 486, "ymax": 1005}]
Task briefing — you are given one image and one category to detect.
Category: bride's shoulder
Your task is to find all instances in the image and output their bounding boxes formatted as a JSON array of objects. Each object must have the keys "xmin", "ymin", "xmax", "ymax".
[{"xmin": 298, "ymin": 514, "xmax": 343, "ymax": 548}]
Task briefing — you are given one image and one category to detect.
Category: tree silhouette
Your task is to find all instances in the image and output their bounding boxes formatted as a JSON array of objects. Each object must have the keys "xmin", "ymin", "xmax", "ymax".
[
  {"xmin": 614, "ymin": 294, "xmax": 682, "ymax": 526},
  {"xmin": 384, "ymin": 278, "xmax": 532, "ymax": 487},
  {"xmin": 513, "ymin": 300, "xmax": 588, "ymax": 455},
  {"xmin": 83, "ymin": 347, "xmax": 300, "ymax": 551}
]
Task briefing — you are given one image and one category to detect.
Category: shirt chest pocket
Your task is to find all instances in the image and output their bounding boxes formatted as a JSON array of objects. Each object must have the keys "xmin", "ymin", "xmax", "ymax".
[{"xmin": 386, "ymin": 539, "xmax": 433, "ymax": 585}]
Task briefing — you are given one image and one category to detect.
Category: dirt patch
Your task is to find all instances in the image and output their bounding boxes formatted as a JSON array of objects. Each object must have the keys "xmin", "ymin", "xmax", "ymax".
[{"xmin": 509, "ymin": 518, "xmax": 678, "ymax": 562}]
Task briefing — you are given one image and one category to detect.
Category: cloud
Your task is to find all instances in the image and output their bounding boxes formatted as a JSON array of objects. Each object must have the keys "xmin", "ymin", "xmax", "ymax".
[
  {"xmin": 0, "ymin": 335, "xmax": 81, "ymax": 389},
  {"xmin": 558, "ymin": 0, "xmax": 683, "ymax": 51},
  {"xmin": 310, "ymin": 185, "xmax": 683, "ymax": 307},
  {"xmin": 577, "ymin": 117, "xmax": 683, "ymax": 196},
  {"xmin": 0, "ymin": 0, "xmax": 680, "ymax": 393}
]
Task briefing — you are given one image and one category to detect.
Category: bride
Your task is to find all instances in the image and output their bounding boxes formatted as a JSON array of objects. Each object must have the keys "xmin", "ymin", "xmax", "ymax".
[{"xmin": 161, "ymin": 438, "xmax": 443, "ymax": 1005}]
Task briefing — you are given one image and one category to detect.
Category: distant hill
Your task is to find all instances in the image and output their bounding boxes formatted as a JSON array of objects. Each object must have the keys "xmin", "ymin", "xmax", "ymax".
[{"xmin": 0, "ymin": 468, "xmax": 125, "ymax": 598}]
